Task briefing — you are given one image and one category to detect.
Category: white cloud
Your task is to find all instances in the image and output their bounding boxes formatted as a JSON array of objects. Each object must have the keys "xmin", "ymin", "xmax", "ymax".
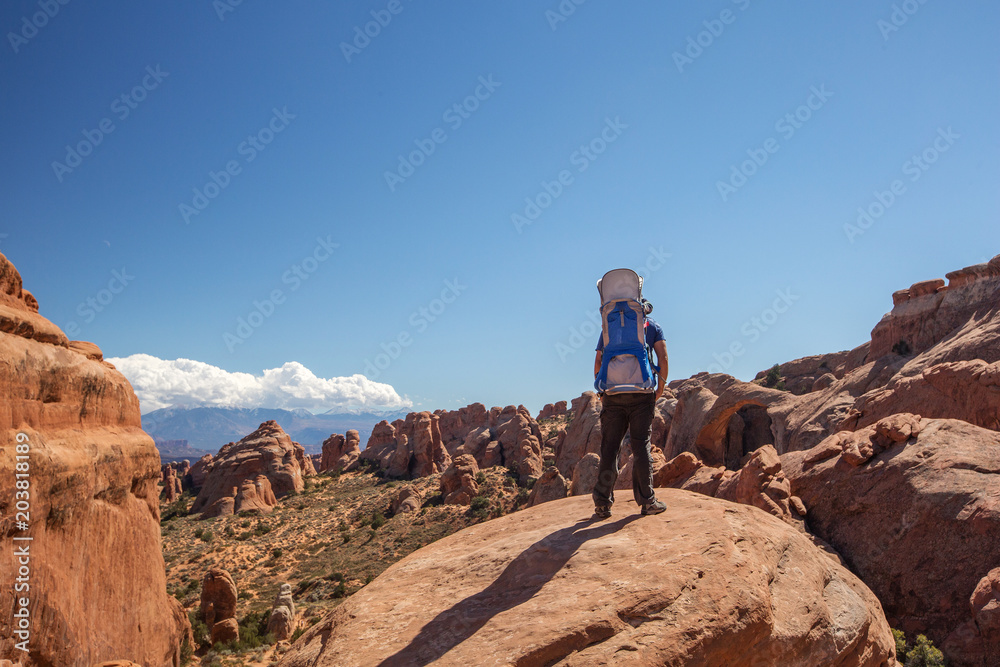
[{"xmin": 106, "ymin": 354, "xmax": 412, "ymax": 413}]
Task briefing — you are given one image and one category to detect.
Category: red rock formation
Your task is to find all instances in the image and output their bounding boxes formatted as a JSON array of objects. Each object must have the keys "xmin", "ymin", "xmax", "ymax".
[
  {"xmin": 536, "ymin": 400, "xmax": 568, "ymax": 421},
  {"xmin": 161, "ymin": 464, "xmax": 183, "ymax": 502},
  {"xmin": 971, "ymin": 568, "xmax": 1000, "ymax": 663},
  {"xmin": 526, "ymin": 467, "xmax": 568, "ymax": 507},
  {"xmin": 187, "ymin": 453, "xmax": 213, "ymax": 489},
  {"xmin": 391, "ymin": 486, "xmax": 422, "ymax": 514},
  {"xmin": 201, "ymin": 567, "xmax": 238, "ymax": 645},
  {"xmin": 0, "ymin": 252, "xmax": 188, "ymax": 666},
  {"xmin": 362, "ymin": 404, "xmax": 543, "ymax": 482},
  {"xmin": 553, "ymin": 392, "xmax": 602, "ymax": 477},
  {"xmin": 651, "ymin": 446, "xmax": 803, "ymax": 525},
  {"xmin": 870, "ymin": 255, "xmax": 1000, "ymax": 360},
  {"xmin": 190, "ymin": 421, "xmax": 308, "ymax": 518},
  {"xmin": 440, "ymin": 454, "xmax": 479, "ymax": 505},
  {"xmin": 320, "ymin": 429, "xmax": 361, "ymax": 473},
  {"xmin": 277, "ymin": 492, "xmax": 895, "ymax": 667},
  {"xmin": 782, "ymin": 417, "xmax": 1000, "ymax": 666}
]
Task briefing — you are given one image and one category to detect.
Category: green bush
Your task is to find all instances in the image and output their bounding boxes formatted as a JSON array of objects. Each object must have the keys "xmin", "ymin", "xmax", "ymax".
[
  {"xmin": 763, "ymin": 364, "xmax": 786, "ymax": 391},
  {"xmin": 188, "ymin": 610, "xmax": 210, "ymax": 649},
  {"xmin": 199, "ymin": 530, "xmax": 214, "ymax": 543},
  {"xmin": 475, "ymin": 471, "xmax": 487, "ymax": 485},
  {"xmin": 893, "ymin": 629, "xmax": 946, "ymax": 667},
  {"xmin": 893, "ymin": 629, "xmax": 907, "ymax": 657},
  {"xmin": 370, "ymin": 510, "xmax": 386, "ymax": 530},
  {"xmin": 904, "ymin": 634, "xmax": 945, "ymax": 667},
  {"xmin": 271, "ymin": 548, "xmax": 283, "ymax": 559},
  {"xmin": 291, "ymin": 626, "xmax": 306, "ymax": 642}
]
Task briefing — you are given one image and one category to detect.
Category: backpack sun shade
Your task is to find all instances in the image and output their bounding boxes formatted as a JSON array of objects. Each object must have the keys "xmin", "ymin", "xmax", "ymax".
[{"xmin": 594, "ymin": 268, "xmax": 657, "ymax": 395}]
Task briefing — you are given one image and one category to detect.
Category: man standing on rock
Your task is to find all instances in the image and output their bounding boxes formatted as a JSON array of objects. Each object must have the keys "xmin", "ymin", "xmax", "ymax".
[{"xmin": 592, "ymin": 298, "xmax": 669, "ymax": 519}]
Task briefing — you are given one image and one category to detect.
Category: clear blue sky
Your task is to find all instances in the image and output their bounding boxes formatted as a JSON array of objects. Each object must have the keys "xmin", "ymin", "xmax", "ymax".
[{"xmin": 2, "ymin": 1, "xmax": 997, "ymax": 415}]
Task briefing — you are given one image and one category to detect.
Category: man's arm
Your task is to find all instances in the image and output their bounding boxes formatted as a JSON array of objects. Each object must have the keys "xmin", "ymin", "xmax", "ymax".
[
  {"xmin": 594, "ymin": 351, "xmax": 603, "ymax": 378},
  {"xmin": 653, "ymin": 340, "xmax": 668, "ymax": 400}
]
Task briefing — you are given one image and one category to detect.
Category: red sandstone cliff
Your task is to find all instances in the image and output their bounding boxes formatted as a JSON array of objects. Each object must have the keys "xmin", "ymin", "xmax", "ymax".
[{"xmin": 0, "ymin": 252, "xmax": 189, "ymax": 666}]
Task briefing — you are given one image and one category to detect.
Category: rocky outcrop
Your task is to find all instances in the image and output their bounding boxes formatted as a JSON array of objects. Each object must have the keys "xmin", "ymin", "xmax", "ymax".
[
  {"xmin": 870, "ymin": 256, "xmax": 1000, "ymax": 360},
  {"xmin": 782, "ymin": 417, "xmax": 1000, "ymax": 666},
  {"xmin": 972, "ymin": 568, "xmax": 1000, "ymax": 664},
  {"xmin": 362, "ymin": 404, "xmax": 543, "ymax": 482},
  {"xmin": 201, "ymin": 567, "xmax": 239, "ymax": 645},
  {"xmin": 553, "ymin": 392, "xmax": 602, "ymax": 478},
  {"xmin": 440, "ymin": 454, "xmax": 479, "ymax": 506},
  {"xmin": 652, "ymin": 446, "xmax": 803, "ymax": 525},
  {"xmin": 569, "ymin": 452, "xmax": 600, "ymax": 496},
  {"xmin": 536, "ymin": 400, "xmax": 568, "ymax": 421},
  {"xmin": 526, "ymin": 467, "xmax": 568, "ymax": 508},
  {"xmin": 842, "ymin": 359, "xmax": 1000, "ymax": 432},
  {"xmin": 0, "ymin": 252, "xmax": 188, "ymax": 666},
  {"xmin": 277, "ymin": 492, "xmax": 895, "ymax": 667},
  {"xmin": 319, "ymin": 429, "xmax": 361, "ymax": 473},
  {"xmin": 268, "ymin": 582, "xmax": 297, "ymax": 641},
  {"xmin": 186, "ymin": 453, "xmax": 213, "ymax": 489},
  {"xmin": 191, "ymin": 421, "xmax": 310, "ymax": 518},
  {"xmin": 391, "ymin": 486, "xmax": 422, "ymax": 514},
  {"xmin": 161, "ymin": 463, "xmax": 183, "ymax": 502}
]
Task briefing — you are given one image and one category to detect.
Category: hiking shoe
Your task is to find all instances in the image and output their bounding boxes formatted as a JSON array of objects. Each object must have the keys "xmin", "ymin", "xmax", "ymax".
[
  {"xmin": 641, "ymin": 499, "xmax": 666, "ymax": 516},
  {"xmin": 592, "ymin": 505, "xmax": 612, "ymax": 520}
]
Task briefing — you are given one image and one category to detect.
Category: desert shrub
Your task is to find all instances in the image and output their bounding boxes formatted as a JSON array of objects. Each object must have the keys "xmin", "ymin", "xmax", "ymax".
[
  {"xmin": 332, "ymin": 579, "xmax": 347, "ymax": 598},
  {"xmin": 271, "ymin": 548, "xmax": 283, "ymax": 559},
  {"xmin": 254, "ymin": 522, "xmax": 272, "ymax": 536},
  {"xmin": 475, "ymin": 471, "xmax": 487, "ymax": 485},
  {"xmin": 904, "ymin": 634, "xmax": 945, "ymax": 667},
  {"xmin": 370, "ymin": 510, "xmax": 386, "ymax": 530},
  {"xmin": 189, "ymin": 610, "xmax": 210, "ymax": 649},
  {"xmin": 763, "ymin": 364, "xmax": 786, "ymax": 390},
  {"xmin": 199, "ymin": 530, "xmax": 214, "ymax": 543},
  {"xmin": 893, "ymin": 339, "xmax": 912, "ymax": 356},
  {"xmin": 470, "ymin": 495, "xmax": 490, "ymax": 520},
  {"xmin": 225, "ymin": 609, "xmax": 275, "ymax": 651},
  {"xmin": 291, "ymin": 626, "xmax": 306, "ymax": 642},
  {"xmin": 893, "ymin": 629, "xmax": 907, "ymax": 657}
]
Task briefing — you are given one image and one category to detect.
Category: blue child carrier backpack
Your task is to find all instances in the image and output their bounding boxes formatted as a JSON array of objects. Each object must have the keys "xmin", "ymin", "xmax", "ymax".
[{"xmin": 594, "ymin": 268, "xmax": 658, "ymax": 395}]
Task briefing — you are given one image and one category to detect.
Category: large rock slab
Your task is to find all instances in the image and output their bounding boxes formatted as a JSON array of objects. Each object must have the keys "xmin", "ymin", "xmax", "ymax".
[
  {"xmin": 278, "ymin": 491, "xmax": 894, "ymax": 667},
  {"xmin": 0, "ymin": 251, "xmax": 188, "ymax": 666},
  {"xmin": 782, "ymin": 417, "xmax": 1000, "ymax": 666}
]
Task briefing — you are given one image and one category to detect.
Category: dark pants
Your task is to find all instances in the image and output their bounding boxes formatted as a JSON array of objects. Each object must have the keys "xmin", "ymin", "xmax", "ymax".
[{"xmin": 592, "ymin": 392, "xmax": 657, "ymax": 509}]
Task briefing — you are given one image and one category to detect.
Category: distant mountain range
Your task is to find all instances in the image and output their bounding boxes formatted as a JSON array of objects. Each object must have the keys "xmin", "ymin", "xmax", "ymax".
[{"xmin": 143, "ymin": 406, "xmax": 409, "ymax": 461}]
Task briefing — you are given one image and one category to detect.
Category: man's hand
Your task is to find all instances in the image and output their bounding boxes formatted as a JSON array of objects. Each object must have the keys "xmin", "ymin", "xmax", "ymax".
[{"xmin": 655, "ymin": 379, "xmax": 664, "ymax": 402}]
